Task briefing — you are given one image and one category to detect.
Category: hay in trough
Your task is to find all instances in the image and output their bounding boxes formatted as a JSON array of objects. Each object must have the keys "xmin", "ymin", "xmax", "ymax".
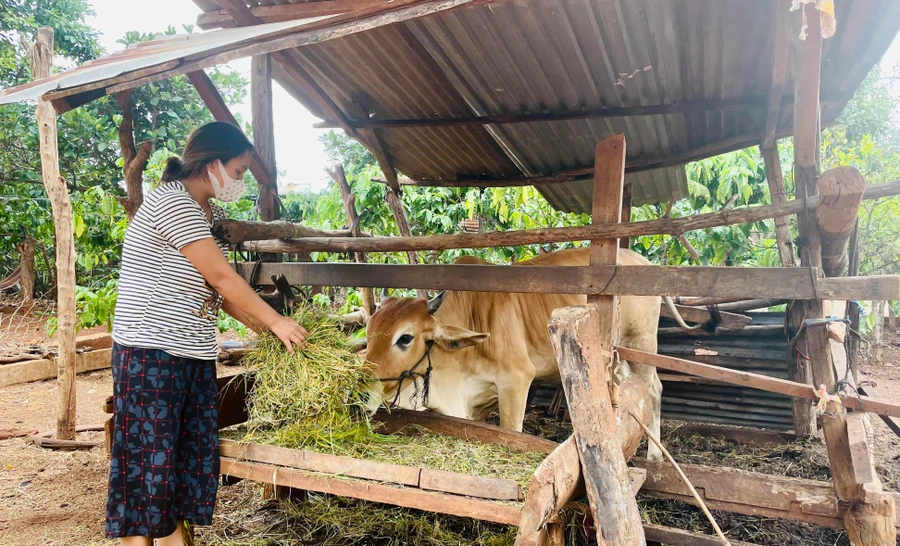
[{"xmin": 232, "ymin": 305, "xmax": 546, "ymax": 488}]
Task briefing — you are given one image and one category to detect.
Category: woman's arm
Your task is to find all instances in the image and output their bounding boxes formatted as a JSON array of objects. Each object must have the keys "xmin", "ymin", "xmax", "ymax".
[
  {"xmin": 220, "ymin": 299, "xmax": 266, "ymax": 334},
  {"xmin": 180, "ymin": 238, "xmax": 307, "ymax": 352}
]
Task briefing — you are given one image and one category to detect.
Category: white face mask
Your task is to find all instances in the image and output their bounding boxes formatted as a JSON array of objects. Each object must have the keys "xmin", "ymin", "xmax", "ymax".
[{"xmin": 209, "ymin": 159, "xmax": 246, "ymax": 202}]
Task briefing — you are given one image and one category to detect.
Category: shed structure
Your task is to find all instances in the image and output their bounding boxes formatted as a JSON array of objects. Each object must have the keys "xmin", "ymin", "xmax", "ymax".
[{"xmin": 5, "ymin": 0, "xmax": 900, "ymax": 544}]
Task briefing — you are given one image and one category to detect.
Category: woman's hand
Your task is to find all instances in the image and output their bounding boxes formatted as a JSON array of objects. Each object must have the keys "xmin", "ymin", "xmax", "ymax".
[{"xmin": 268, "ymin": 315, "xmax": 308, "ymax": 353}]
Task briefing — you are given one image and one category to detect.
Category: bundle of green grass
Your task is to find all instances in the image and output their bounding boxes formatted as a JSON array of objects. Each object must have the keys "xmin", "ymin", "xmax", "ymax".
[{"xmin": 230, "ymin": 305, "xmax": 546, "ymax": 488}]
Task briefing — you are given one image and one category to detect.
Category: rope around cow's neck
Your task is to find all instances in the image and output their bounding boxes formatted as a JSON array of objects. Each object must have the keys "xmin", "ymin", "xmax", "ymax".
[{"xmin": 378, "ymin": 340, "xmax": 435, "ymax": 409}]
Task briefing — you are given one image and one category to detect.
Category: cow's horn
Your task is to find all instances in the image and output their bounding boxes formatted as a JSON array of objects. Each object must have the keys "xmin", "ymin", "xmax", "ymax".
[
  {"xmin": 381, "ymin": 287, "xmax": 390, "ymax": 301},
  {"xmin": 427, "ymin": 291, "xmax": 446, "ymax": 315}
]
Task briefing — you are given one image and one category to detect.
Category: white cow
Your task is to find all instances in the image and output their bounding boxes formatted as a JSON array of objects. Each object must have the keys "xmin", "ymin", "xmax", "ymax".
[{"xmin": 364, "ymin": 247, "xmax": 668, "ymax": 460}]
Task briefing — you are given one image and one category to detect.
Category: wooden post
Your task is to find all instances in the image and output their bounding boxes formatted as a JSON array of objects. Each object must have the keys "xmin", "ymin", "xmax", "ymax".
[
  {"xmin": 115, "ymin": 90, "xmax": 151, "ymax": 220},
  {"xmin": 619, "ymin": 183, "xmax": 632, "ymax": 250},
  {"xmin": 847, "ymin": 221, "xmax": 862, "ymax": 382},
  {"xmin": 29, "ymin": 27, "xmax": 77, "ymax": 441},
  {"xmin": 793, "ymin": 5, "xmax": 894, "ymax": 543},
  {"xmin": 817, "ymin": 167, "xmax": 866, "ymax": 277},
  {"xmin": 16, "ymin": 236, "xmax": 35, "ymax": 306},
  {"xmin": 251, "ymin": 54, "xmax": 278, "ymax": 223},
  {"xmin": 548, "ymin": 305, "xmax": 645, "ymax": 545},
  {"xmin": 760, "ymin": 145, "xmax": 795, "ymax": 267},
  {"xmin": 330, "ymin": 165, "xmax": 376, "ymax": 317}
]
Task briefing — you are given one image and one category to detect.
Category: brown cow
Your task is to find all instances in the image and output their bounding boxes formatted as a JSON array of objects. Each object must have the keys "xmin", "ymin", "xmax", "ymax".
[{"xmin": 364, "ymin": 247, "xmax": 666, "ymax": 460}]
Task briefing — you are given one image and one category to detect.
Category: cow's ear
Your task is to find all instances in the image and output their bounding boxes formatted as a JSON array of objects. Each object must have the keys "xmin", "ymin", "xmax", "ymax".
[{"xmin": 433, "ymin": 324, "xmax": 489, "ymax": 351}]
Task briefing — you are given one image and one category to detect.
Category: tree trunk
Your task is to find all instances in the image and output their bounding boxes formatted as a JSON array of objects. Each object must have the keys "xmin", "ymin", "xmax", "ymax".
[
  {"xmin": 16, "ymin": 236, "xmax": 35, "ymax": 306},
  {"xmin": 115, "ymin": 90, "xmax": 151, "ymax": 220},
  {"xmin": 872, "ymin": 300, "xmax": 886, "ymax": 366},
  {"xmin": 30, "ymin": 27, "xmax": 77, "ymax": 441}
]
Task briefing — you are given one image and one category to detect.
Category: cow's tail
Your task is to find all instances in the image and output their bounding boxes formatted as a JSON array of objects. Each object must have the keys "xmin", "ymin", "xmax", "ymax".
[
  {"xmin": 663, "ymin": 296, "xmax": 723, "ymax": 333},
  {"xmin": 663, "ymin": 296, "xmax": 701, "ymax": 331}
]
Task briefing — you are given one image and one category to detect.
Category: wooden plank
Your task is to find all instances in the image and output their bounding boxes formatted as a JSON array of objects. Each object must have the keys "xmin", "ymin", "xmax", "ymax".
[
  {"xmin": 548, "ymin": 305, "xmax": 645, "ymax": 545},
  {"xmin": 817, "ymin": 166, "xmax": 866, "ymax": 277},
  {"xmin": 196, "ymin": 0, "xmax": 387, "ymax": 29},
  {"xmin": 186, "ymin": 70, "xmax": 275, "ymax": 190},
  {"xmin": 234, "ymin": 261, "xmax": 900, "ymax": 301},
  {"xmin": 314, "ymin": 99, "xmax": 763, "ymax": 129},
  {"xmin": 221, "ymin": 458, "xmax": 522, "ymax": 525},
  {"xmin": 634, "ymin": 459, "xmax": 900, "ymax": 532},
  {"xmin": 515, "ymin": 436, "xmax": 583, "ymax": 546},
  {"xmin": 251, "ymin": 53, "xmax": 278, "ymax": 223},
  {"xmin": 220, "ymin": 439, "xmax": 421, "ymax": 487},
  {"xmin": 419, "ymin": 469, "xmax": 522, "ymax": 501},
  {"xmin": 372, "ymin": 408, "xmax": 558, "ymax": 454},
  {"xmin": 617, "ymin": 347, "xmax": 900, "ymax": 419},
  {"xmin": 0, "ymin": 348, "xmax": 112, "ymax": 389},
  {"xmin": 240, "ymin": 179, "xmax": 900, "ymax": 254},
  {"xmin": 761, "ymin": 145, "xmax": 795, "ymax": 267},
  {"xmin": 858, "ymin": 383, "xmax": 900, "ymax": 439},
  {"xmin": 644, "ymin": 524, "xmax": 760, "ymax": 546},
  {"xmin": 659, "ymin": 303, "xmax": 752, "ymax": 330}
]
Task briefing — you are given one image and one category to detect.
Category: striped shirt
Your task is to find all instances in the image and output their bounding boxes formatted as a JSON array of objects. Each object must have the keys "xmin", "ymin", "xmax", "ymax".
[{"xmin": 113, "ymin": 181, "xmax": 228, "ymax": 360}]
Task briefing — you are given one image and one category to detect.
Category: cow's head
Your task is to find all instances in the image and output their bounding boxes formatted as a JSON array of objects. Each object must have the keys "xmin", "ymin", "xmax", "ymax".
[{"xmin": 364, "ymin": 291, "xmax": 489, "ymax": 398}]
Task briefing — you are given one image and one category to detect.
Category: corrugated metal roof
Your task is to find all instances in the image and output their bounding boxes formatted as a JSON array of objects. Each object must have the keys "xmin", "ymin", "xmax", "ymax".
[
  {"xmin": 0, "ymin": 17, "xmax": 336, "ymax": 105},
  {"xmin": 3, "ymin": 0, "xmax": 898, "ymax": 213}
]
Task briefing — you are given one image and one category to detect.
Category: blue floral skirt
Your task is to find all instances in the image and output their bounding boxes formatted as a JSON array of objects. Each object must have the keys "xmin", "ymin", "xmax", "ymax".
[{"xmin": 105, "ymin": 342, "xmax": 219, "ymax": 538}]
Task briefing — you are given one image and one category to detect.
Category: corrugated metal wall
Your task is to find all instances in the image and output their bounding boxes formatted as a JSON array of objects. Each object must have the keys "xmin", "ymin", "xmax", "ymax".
[
  {"xmin": 657, "ymin": 312, "xmax": 793, "ymax": 430},
  {"xmin": 529, "ymin": 312, "xmax": 794, "ymax": 431}
]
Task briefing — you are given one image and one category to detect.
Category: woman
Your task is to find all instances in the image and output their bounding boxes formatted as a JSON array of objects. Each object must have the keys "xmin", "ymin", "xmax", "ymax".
[{"xmin": 105, "ymin": 121, "xmax": 307, "ymax": 545}]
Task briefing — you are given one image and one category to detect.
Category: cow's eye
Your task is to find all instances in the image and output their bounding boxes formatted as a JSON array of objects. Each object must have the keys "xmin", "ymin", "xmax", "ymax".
[{"xmin": 396, "ymin": 334, "xmax": 414, "ymax": 348}]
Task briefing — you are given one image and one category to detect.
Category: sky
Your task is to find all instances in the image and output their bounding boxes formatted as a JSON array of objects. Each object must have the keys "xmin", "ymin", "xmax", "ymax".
[{"xmin": 84, "ymin": 0, "xmax": 900, "ymax": 194}]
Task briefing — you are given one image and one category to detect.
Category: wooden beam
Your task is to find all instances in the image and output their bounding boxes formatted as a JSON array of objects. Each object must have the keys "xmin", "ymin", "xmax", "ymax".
[
  {"xmin": 186, "ymin": 70, "xmax": 275, "ymax": 191},
  {"xmin": 393, "ymin": 129, "xmax": 797, "ymax": 189},
  {"xmin": 371, "ymin": 408, "xmax": 558, "ymax": 454},
  {"xmin": 858, "ymin": 383, "xmax": 900, "ymax": 439},
  {"xmin": 660, "ymin": 303, "xmax": 752, "ymax": 330},
  {"xmin": 251, "ymin": 54, "xmax": 278, "ymax": 222},
  {"xmin": 86, "ymin": 0, "xmax": 475, "ymax": 103},
  {"xmin": 548, "ymin": 305, "xmax": 646, "ymax": 545},
  {"xmin": 234, "ymin": 261, "xmax": 900, "ymax": 301},
  {"xmin": 515, "ymin": 436, "xmax": 583, "ymax": 546},
  {"xmin": 761, "ymin": 144, "xmax": 795, "ymax": 267},
  {"xmin": 314, "ymin": 99, "xmax": 765, "ymax": 129},
  {"xmin": 214, "ymin": 219, "xmax": 361, "ymax": 243},
  {"xmin": 239, "ymin": 179, "xmax": 900, "ymax": 253},
  {"xmin": 763, "ymin": 3, "xmax": 789, "ymax": 150},
  {"xmin": 634, "ymin": 459, "xmax": 900, "ymax": 532},
  {"xmin": 617, "ymin": 347, "xmax": 900, "ymax": 419},
  {"xmin": 197, "ymin": 0, "xmax": 388, "ymax": 29},
  {"xmin": 817, "ymin": 166, "xmax": 866, "ymax": 277},
  {"xmin": 221, "ymin": 458, "xmax": 523, "ymax": 525},
  {"xmin": 30, "ymin": 28, "xmax": 77, "ymax": 442},
  {"xmin": 643, "ymin": 524, "xmax": 760, "ymax": 546}
]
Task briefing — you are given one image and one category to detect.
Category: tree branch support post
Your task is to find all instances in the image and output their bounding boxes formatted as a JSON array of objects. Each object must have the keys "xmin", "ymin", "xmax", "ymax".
[
  {"xmin": 30, "ymin": 27, "xmax": 77, "ymax": 441},
  {"xmin": 115, "ymin": 89, "xmax": 151, "ymax": 220},
  {"xmin": 330, "ymin": 164, "xmax": 376, "ymax": 317},
  {"xmin": 792, "ymin": 6, "xmax": 895, "ymax": 543},
  {"xmin": 760, "ymin": 144, "xmax": 795, "ymax": 267}
]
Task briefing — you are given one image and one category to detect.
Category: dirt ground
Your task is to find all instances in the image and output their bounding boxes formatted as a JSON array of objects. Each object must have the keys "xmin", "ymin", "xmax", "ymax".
[{"xmin": 1, "ymin": 312, "xmax": 899, "ymax": 545}]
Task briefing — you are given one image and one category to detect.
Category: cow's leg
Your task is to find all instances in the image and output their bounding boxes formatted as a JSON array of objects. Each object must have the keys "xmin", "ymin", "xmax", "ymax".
[
  {"xmin": 621, "ymin": 335, "xmax": 664, "ymax": 462},
  {"xmin": 497, "ymin": 369, "xmax": 535, "ymax": 432}
]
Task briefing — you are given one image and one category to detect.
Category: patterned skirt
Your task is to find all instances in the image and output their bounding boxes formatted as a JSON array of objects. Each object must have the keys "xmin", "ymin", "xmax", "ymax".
[{"xmin": 105, "ymin": 342, "xmax": 219, "ymax": 538}]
